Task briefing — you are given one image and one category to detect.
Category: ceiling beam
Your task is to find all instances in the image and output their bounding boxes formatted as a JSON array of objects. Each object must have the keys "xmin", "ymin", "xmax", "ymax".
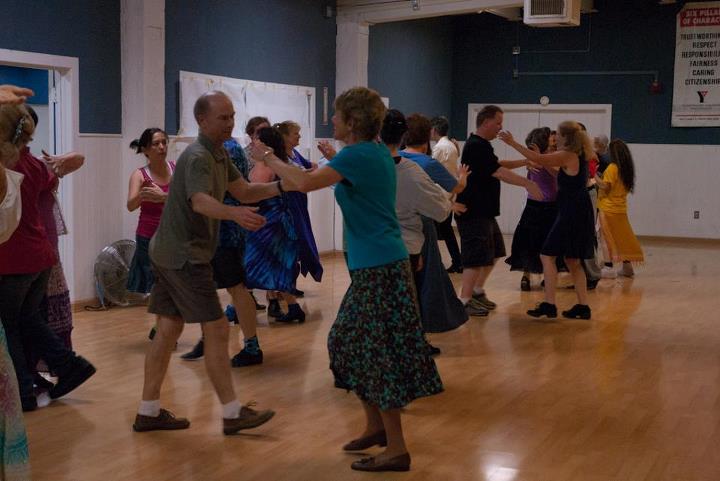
[{"xmin": 338, "ymin": 0, "xmax": 522, "ymax": 24}]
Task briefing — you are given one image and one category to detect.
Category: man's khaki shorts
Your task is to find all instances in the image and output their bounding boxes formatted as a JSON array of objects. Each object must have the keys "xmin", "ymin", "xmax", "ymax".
[{"xmin": 148, "ymin": 262, "xmax": 223, "ymax": 323}]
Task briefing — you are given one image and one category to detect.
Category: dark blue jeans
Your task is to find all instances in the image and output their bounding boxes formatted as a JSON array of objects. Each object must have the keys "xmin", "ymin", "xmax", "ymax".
[{"xmin": 0, "ymin": 269, "xmax": 75, "ymax": 399}]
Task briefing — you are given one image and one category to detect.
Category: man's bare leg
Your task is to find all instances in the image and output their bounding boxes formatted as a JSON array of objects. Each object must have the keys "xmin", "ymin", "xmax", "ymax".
[
  {"xmin": 201, "ymin": 318, "xmax": 236, "ymax": 404},
  {"xmin": 226, "ymin": 284, "xmax": 256, "ymax": 340},
  {"xmin": 134, "ymin": 316, "xmax": 190, "ymax": 431},
  {"xmin": 142, "ymin": 315, "xmax": 184, "ymax": 401}
]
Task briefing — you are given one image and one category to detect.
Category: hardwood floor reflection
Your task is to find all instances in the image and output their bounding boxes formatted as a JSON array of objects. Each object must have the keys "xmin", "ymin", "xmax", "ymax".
[{"xmin": 25, "ymin": 237, "xmax": 720, "ymax": 481}]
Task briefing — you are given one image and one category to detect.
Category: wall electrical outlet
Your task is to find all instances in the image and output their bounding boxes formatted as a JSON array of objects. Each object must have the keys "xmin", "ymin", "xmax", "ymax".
[{"xmin": 694, "ymin": 210, "xmax": 700, "ymax": 219}]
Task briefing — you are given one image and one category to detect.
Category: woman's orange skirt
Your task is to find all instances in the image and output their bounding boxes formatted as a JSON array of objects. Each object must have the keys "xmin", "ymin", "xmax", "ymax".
[{"xmin": 599, "ymin": 210, "xmax": 644, "ymax": 264}]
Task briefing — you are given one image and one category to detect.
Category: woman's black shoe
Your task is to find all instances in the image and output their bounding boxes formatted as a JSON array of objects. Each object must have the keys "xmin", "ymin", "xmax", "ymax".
[
  {"xmin": 231, "ymin": 348, "xmax": 263, "ymax": 367},
  {"xmin": 290, "ymin": 288, "xmax": 305, "ymax": 298},
  {"xmin": 527, "ymin": 302, "xmax": 557, "ymax": 318},
  {"xmin": 267, "ymin": 299, "xmax": 283, "ymax": 318},
  {"xmin": 180, "ymin": 339, "xmax": 204, "ymax": 361},
  {"xmin": 343, "ymin": 430, "xmax": 387, "ymax": 451},
  {"xmin": 428, "ymin": 344, "xmax": 441, "ymax": 356},
  {"xmin": 351, "ymin": 453, "xmax": 411, "ymax": 472},
  {"xmin": 50, "ymin": 356, "xmax": 96, "ymax": 399},
  {"xmin": 562, "ymin": 304, "xmax": 592, "ymax": 319},
  {"xmin": 520, "ymin": 276, "xmax": 531, "ymax": 291},
  {"xmin": 276, "ymin": 303, "xmax": 305, "ymax": 323}
]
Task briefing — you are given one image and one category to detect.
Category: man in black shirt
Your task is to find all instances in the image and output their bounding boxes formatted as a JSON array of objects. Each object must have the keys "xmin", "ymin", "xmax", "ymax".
[{"xmin": 455, "ymin": 105, "xmax": 541, "ymax": 316}]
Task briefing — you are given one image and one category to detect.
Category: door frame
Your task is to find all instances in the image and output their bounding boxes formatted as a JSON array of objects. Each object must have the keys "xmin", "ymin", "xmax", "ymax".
[{"xmin": 0, "ymin": 48, "xmax": 80, "ymax": 292}]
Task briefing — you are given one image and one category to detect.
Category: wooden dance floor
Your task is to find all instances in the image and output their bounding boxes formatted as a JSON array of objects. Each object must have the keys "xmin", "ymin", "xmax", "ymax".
[{"xmin": 26, "ymin": 237, "xmax": 720, "ymax": 481}]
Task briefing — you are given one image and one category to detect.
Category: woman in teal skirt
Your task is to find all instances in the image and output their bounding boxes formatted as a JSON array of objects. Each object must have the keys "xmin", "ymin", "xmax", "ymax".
[{"xmin": 254, "ymin": 87, "xmax": 443, "ymax": 473}]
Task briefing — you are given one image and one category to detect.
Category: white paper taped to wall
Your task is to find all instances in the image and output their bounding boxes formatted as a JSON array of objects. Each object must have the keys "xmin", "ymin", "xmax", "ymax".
[{"xmin": 178, "ymin": 71, "xmax": 315, "ymax": 152}]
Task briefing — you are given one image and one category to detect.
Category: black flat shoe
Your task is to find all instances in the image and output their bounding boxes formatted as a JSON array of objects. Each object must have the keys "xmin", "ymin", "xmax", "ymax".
[
  {"xmin": 520, "ymin": 276, "xmax": 531, "ymax": 291},
  {"xmin": 267, "ymin": 299, "xmax": 283, "ymax": 318},
  {"xmin": 342, "ymin": 430, "xmax": 387, "ymax": 451},
  {"xmin": 562, "ymin": 304, "xmax": 592, "ymax": 320},
  {"xmin": 351, "ymin": 453, "xmax": 411, "ymax": 472},
  {"xmin": 527, "ymin": 302, "xmax": 557, "ymax": 318},
  {"xmin": 276, "ymin": 304, "xmax": 305, "ymax": 323},
  {"xmin": 180, "ymin": 339, "xmax": 204, "ymax": 361},
  {"xmin": 231, "ymin": 348, "xmax": 263, "ymax": 367},
  {"xmin": 50, "ymin": 356, "xmax": 96, "ymax": 399}
]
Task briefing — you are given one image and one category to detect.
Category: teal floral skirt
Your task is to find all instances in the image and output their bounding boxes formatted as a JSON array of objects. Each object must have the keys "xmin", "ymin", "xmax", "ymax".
[
  {"xmin": 0, "ymin": 325, "xmax": 30, "ymax": 480},
  {"xmin": 328, "ymin": 258, "xmax": 444, "ymax": 410}
]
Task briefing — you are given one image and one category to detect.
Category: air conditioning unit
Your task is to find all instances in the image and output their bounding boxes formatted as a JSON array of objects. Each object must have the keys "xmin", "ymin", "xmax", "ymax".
[{"xmin": 524, "ymin": 0, "xmax": 581, "ymax": 27}]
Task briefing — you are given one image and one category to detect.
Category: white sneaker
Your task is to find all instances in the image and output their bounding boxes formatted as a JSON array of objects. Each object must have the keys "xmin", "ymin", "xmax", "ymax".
[
  {"xmin": 36, "ymin": 391, "xmax": 51, "ymax": 408},
  {"xmin": 601, "ymin": 267, "xmax": 617, "ymax": 279}
]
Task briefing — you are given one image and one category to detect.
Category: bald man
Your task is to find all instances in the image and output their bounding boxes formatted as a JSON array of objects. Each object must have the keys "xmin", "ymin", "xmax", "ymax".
[{"xmin": 133, "ymin": 91, "xmax": 283, "ymax": 435}]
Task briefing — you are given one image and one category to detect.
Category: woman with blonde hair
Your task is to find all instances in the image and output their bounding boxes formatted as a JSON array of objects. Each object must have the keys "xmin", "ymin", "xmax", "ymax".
[
  {"xmin": 252, "ymin": 87, "xmax": 442, "ymax": 472},
  {"xmin": 596, "ymin": 139, "xmax": 643, "ymax": 277},
  {"xmin": 499, "ymin": 120, "xmax": 595, "ymax": 320}
]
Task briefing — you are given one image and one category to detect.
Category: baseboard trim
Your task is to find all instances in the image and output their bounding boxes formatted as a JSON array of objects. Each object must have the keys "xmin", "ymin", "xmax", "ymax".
[
  {"xmin": 71, "ymin": 298, "xmax": 102, "ymax": 313},
  {"xmin": 319, "ymin": 250, "xmax": 341, "ymax": 259},
  {"xmin": 637, "ymin": 235, "xmax": 720, "ymax": 246}
]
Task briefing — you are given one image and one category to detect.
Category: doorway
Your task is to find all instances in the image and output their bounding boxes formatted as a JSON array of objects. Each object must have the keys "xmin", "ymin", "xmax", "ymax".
[{"xmin": 0, "ymin": 48, "xmax": 79, "ymax": 291}]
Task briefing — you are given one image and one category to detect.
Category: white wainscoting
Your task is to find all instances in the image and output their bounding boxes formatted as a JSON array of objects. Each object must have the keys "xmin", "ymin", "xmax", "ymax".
[
  {"xmin": 67, "ymin": 137, "xmax": 718, "ymax": 301},
  {"xmin": 68, "ymin": 134, "xmax": 125, "ymax": 301},
  {"xmin": 496, "ymin": 143, "xmax": 720, "ymax": 239},
  {"xmin": 626, "ymin": 144, "xmax": 720, "ymax": 238}
]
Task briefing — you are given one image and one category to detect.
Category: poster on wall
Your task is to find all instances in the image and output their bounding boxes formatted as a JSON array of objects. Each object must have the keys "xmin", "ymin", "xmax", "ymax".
[{"xmin": 672, "ymin": 2, "xmax": 720, "ymax": 127}]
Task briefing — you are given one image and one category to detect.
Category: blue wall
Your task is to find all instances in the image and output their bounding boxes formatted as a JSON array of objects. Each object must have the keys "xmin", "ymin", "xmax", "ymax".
[
  {"xmin": 0, "ymin": 66, "xmax": 49, "ymax": 104},
  {"xmin": 366, "ymin": 0, "xmax": 719, "ymax": 144},
  {"xmin": 165, "ymin": 0, "xmax": 337, "ymax": 137},
  {"xmin": 369, "ymin": 16, "xmax": 455, "ymax": 128},
  {"xmin": 0, "ymin": 0, "xmax": 121, "ymax": 133},
  {"xmin": 451, "ymin": 1, "xmax": 719, "ymax": 144}
]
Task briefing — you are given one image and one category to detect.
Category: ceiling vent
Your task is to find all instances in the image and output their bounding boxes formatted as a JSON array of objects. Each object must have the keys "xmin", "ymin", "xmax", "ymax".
[{"xmin": 524, "ymin": 0, "xmax": 581, "ymax": 27}]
